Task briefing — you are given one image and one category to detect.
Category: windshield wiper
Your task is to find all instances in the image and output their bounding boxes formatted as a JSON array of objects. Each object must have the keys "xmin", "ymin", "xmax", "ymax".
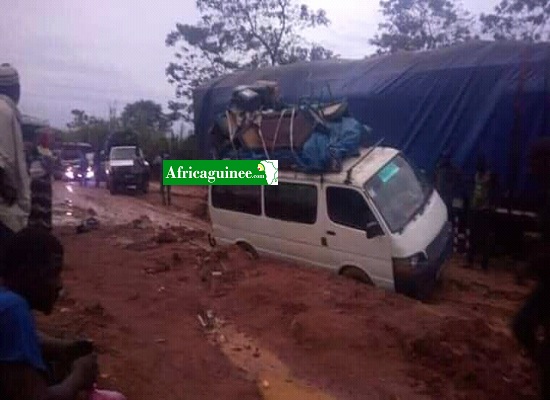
[{"xmin": 397, "ymin": 191, "xmax": 432, "ymax": 234}]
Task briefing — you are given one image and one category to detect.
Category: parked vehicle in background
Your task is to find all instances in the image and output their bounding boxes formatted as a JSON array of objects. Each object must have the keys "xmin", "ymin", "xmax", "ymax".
[
  {"xmin": 106, "ymin": 145, "xmax": 150, "ymax": 195},
  {"xmin": 53, "ymin": 142, "xmax": 94, "ymax": 182}
]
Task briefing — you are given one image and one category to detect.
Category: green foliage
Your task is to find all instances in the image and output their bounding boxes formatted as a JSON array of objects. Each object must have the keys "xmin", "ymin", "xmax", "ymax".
[
  {"xmin": 66, "ymin": 109, "xmax": 89, "ymax": 131},
  {"xmin": 119, "ymin": 100, "xmax": 172, "ymax": 157},
  {"xmin": 165, "ymin": 0, "xmax": 334, "ymax": 122},
  {"xmin": 121, "ymin": 100, "xmax": 171, "ymax": 135},
  {"xmin": 170, "ymin": 134, "xmax": 198, "ymax": 160},
  {"xmin": 61, "ymin": 112, "xmax": 199, "ymax": 185},
  {"xmin": 370, "ymin": 0, "xmax": 474, "ymax": 53},
  {"xmin": 65, "ymin": 110, "xmax": 112, "ymax": 150},
  {"xmin": 64, "ymin": 102, "xmax": 196, "ymax": 161},
  {"xmin": 480, "ymin": 0, "xmax": 550, "ymax": 41}
]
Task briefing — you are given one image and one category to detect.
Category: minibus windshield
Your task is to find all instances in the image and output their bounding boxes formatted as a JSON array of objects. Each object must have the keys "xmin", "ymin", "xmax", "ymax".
[{"xmin": 364, "ymin": 155, "xmax": 432, "ymax": 233}]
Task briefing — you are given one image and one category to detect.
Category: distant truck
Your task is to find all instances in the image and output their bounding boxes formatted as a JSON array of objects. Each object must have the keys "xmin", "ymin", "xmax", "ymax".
[
  {"xmin": 102, "ymin": 130, "xmax": 150, "ymax": 194},
  {"xmin": 53, "ymin": 142, "xmax": 94, "ymax": 182},
  {"xmin": 193, "ymin": 41, "xmax": 550, "ymax": 214}
]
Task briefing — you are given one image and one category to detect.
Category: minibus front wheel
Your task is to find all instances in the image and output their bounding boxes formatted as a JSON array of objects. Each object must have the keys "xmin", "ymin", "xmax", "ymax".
[
  {"xmin": 237, "ymin": 241, "xmax": 259, "ymax": 260},
  {"xmin": 340, "ymin": 266, "xmax": 374, "ymax": 286}
]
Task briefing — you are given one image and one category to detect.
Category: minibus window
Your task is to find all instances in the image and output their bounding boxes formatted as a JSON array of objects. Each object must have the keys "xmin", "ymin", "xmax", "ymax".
[
  {"xmin": 211, "ymin": 185, "xmax": 261, "ymax": 215},
  {"xmin": 326, "ymin": 187, "xmax": 376, "ymax": 231},
  {"xmin": 264, "ymin": 183, "xmax": 317, "ymax": 224}
]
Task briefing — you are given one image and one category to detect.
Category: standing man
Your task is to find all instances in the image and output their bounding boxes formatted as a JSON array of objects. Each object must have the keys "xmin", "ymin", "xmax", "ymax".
[
  {"xmin": 27, "ymin": 130, "xmax": 54, "ymax": 231},
  {"xmin": 434, "ymin": 152, "xmax": 464, "ymax": 222},
  {"xmin": 160, "ymin": 151, "xmax": 172, "ymax": 206},
  {"xmin": 0, "ymin": 64, "xmax": 31, "ymax": 248},
  {"xmin": 152, "ymin": 153, "xmax": 162, "ymax": 182},
  {"xmin": 93, "ymin": 150, "xmax": 102, "ymax": 188},
  {"xmin": 466, "ymin": 154, "xmax": 496, "ymax": 271},
  {"xmin": 78, "ymin": 151, "xmax": 88, "ymax": 187}
]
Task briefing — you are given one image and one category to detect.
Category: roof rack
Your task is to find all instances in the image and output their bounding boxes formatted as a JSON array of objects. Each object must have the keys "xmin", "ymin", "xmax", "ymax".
[{"xmin": 344, "ymin": 137, "xmax": 384, "ymax": 184}]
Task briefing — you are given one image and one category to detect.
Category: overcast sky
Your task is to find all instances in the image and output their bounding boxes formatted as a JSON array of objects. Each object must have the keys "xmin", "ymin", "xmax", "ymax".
[{"xmin": 1, "ymin": 0, "xmax": 499, "ymax": 130}]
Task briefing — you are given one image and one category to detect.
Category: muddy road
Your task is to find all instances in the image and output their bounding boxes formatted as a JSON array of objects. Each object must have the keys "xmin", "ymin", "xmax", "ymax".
[{"xmin": 39, "ymin": 180, "xmax": 539, "ymax": 399}]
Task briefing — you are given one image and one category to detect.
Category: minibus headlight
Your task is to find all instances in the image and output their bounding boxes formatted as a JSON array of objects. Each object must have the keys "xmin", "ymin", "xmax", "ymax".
[
  {"xmin": 393, "ymin": 252, "xmax": 428, "ymax": 270},
  {"xmin": 409, "ymin": 253, "xmax": 423, "ymax": 267}
]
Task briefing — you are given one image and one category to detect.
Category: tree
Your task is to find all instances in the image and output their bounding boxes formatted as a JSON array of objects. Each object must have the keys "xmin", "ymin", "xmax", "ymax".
[
  {"xmin": 480, "ymin": 0, "xmax": 550, "ymax": 42},
  {"xmin": 370, "ymin": 0, "xmax": 474, "ymax": 54},
  {"xmin": 84, "ymin": 118, "xmax": 111, "ymax": 150},
  {"xmin": 64, "ymin": 102, "xmax": 172, "ymax": 157},
  {"xmin": 171, "ymin": 134, "xmax": 198, "ymax": 160},
  {"xmin": 121, "ymin": 100, "xmax": 171, "ymax": 136},
  {"xmin": 67, "ymin": 109, "xmax": 89, "ymax": 132},
  {"xmin": 64, "ymin": 110, "xmax": 112, "ymax": 150},
  {"xmin": 108, "ymin": 102, "xmax": 122, "ymax": 132},
  {"xmin": 120, "ymin": 100, "xmax": 173, "ymax": 158},
  {"xmin": 165, "ymin": 0, "xmax": 334, "ymax": 121}
]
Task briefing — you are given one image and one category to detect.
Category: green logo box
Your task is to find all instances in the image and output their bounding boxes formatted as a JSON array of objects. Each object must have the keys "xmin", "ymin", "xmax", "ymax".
[{"xmin": 162, "ymin": 160, "xmax": 279, "ymax": 186}]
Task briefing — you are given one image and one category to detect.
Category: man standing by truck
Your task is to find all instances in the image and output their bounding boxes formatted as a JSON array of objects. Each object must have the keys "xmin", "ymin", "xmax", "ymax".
[
  {"xmin": 159, "ymin": 151, "xmax": 172, "ymax": 206},
  {"xmin": 434, "ymin": 153, "xmax": 465, "ymax": 222},
  {"xmin": 78, "ymin": 151, "xmax": 88, "ymax": 187},
  {"xmin": 466, "ymin": 155, "xmax": 497, "ymax": 271},
  {"xmin": 93, "ymin": 150, "xmax": 102, "ymax": 188}
]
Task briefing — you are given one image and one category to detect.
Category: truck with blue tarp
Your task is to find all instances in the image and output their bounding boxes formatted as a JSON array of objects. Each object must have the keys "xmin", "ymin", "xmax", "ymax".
[
  {"xmin": 193, "ymin": 40, "xmax": 550, "ymax": 213},
  {"xmin": 194, "ymin": 40, "xmax": 550, "ymax": 258}
]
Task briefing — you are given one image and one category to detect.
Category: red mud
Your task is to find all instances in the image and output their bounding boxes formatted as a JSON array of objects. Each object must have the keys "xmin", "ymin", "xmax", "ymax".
[{"xmin": 37, "ymin": 183, "xmax": 539, "ymax": 399}]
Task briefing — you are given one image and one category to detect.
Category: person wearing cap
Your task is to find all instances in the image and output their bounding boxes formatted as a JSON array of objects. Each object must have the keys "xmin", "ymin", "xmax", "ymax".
[{"xmin": 0, "ymin": 63, "xmax": 31, "ymax": 246}]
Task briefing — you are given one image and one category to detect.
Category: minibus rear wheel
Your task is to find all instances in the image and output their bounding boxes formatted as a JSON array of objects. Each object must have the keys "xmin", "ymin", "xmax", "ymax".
[
  {"xmin": 237, "ymin": 241, "xmax": 259, "ymax": 260},
  {"xmin": 340, "ymin": 266, "xmax": 374, "ymax": 285}
]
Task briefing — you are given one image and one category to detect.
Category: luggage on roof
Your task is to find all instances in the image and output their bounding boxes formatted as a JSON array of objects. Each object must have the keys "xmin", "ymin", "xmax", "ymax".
[
  {"xmin": 230, "ymin": 80, "xmax": 280, "ymax": 112},
  {"xmin": 194, "ymin": 41, "xmax": 550, "ymax": 209},
  {"xmin": 209, "ymin": 84, "xmax": 372, "ymax": 173},
  {"xmin": 103, "ymin": 129, "xmax": 139, "ymax": 154}
]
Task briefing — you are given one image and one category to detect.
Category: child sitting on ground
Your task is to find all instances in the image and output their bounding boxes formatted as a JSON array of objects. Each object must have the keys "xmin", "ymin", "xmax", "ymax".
[{"xmin": 0, "ymin": 227, "xmax": 98, "ymax": 400}]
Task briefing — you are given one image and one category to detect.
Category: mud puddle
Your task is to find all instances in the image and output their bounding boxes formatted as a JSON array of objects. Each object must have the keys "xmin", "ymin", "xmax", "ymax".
[
  {"xmin": 210, "ymin": 322, "xmax": 336, "ymax": 400},
  {"xmin": 52, "ymin": 181, "xmax": 206, "ymax": 230},
  {"xmin": 52, "ymin": 195, "xmax": 87, "ymax": 227}
]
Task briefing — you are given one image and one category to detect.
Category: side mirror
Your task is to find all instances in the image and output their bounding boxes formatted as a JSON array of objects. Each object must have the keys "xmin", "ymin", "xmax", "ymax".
[{"xmin": 366, "ymin": 221, "xmax": 384, "ymax": 239}]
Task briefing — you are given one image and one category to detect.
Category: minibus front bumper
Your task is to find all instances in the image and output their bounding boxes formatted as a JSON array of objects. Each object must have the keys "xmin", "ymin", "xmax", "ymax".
[{"xmin": 393, "ymin": 221, "xmax": 452, "ymax": 299}]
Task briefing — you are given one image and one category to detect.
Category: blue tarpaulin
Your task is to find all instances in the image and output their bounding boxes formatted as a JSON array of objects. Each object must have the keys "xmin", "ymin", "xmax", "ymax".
[
  {"xmin": 212, "ymin": 114, "xmax": 369, "ymax": 173},
  {"xmin": 300, "ymin": 117, "xmax": 366, "ymax": 171},
  {"xmin": 193, "ymin": 40, "xmax": 550, "ymax": 207}
]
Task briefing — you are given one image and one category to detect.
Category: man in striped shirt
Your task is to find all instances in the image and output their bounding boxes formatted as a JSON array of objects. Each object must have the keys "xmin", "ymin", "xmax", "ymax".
[{"xmin": 27, "ymin": 130, "xmax": 54, "ymax": 231}]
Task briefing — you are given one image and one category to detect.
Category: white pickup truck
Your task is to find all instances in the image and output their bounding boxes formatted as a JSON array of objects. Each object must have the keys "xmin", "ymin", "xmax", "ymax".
[{"xmin": 105, "ymin": 145, "xmax": 150, "ymax": 195}]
